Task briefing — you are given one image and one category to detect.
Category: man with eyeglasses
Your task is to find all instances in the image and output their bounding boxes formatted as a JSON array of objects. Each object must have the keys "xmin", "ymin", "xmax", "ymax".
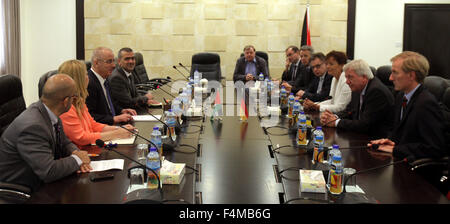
[
  {"xmin": 108, "ymin": 47, "xmax": 159, "ymax": 113},
  {"xmin": 0, "ymin": 74, "xmax": 92, "ymax": 192},
  {"xmin": 295, "ymin": 52, "xmax": 332, "ymax": 102},
  {"xmin": 86, "ymin": 47, "xmax": 137, "ymax": 125}
]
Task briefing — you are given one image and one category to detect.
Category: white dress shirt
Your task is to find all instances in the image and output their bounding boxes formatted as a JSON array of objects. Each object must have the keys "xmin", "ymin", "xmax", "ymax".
[{"xmin": 318, "ymin": 71, "xmax": 351, "ymax": 113}]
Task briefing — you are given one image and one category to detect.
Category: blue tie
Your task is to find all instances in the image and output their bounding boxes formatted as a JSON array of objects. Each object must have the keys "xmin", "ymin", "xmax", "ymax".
[{"xmin": 104, "ymin": 80, "xmax": 116, "ymax": 116}]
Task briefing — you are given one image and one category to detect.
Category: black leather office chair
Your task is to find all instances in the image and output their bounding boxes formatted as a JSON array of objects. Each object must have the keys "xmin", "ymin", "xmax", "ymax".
[
  {"xmin": 133, "ymin": 52, "xmax": 170, "ymax": 92},
  {"xmin": 376, "ymin": 65, "xmax": 397, "ymax": 97},
  {"xmin": 0, "ymin": 74, "xmax": 30, "ymax": 204},
  {"xmin": 0, "ymin": 74, "xmax": 26, "ymax": 136},
  {"xmin": 423, "ymin": 76, "xmax": 450, "ymax": 102},
  {"xmin": 0, "ymin": 182, "xmax": 31, "ymax": 204},
  {"xmin": 369, "ymin": 66, "xmax": 377, "ymax": 77},
  {"xmin": 190, "ymin": 52, "xmax": 222, "ymax": 81},
  {"xmin": 85, "ymin": 61, "xmax": 92, "ymax": 71},
  {"xmin": 38, "ymin": 70, "xmax": 58, "ymax": 98}
]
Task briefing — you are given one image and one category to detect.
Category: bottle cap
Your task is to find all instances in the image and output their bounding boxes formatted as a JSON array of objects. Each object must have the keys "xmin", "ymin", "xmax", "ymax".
[
  {"xmin": 300, "ymin": 111, "xmax": 305, "ymax": 115},
  {"xmin": 316, "ymin": 126, "xmax": 322, "ymax": 130},
  {"xmin": 149, "ymin": 147, "xmax": 157, "ymax": 152},
  {"xmin": 168, "ymin": 109, "xmax": 172, "ymax": 112},
  {"xmin": 333, "ymin": 144, "xmax": 339, "ymax": 149},
  {"xmin": 153, "ymin": 127, "xmax": 159, "ymax": 131}
]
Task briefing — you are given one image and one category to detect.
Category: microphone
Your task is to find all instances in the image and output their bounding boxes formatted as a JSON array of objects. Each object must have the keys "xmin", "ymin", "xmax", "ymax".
[
  {"xmin": 343, "ymin": 158, "xmax": 408, "ymax": 193},
  {"xmin": 178, "ymin": 63, "xmax": 191, "ymax": 74},
  {"xmin": 155, "ymin": 85, "xmax": 177, "ymax": 99},
  {"xmin": 172, "ymin": 65, "xmax": 190, "ymax": 81},
  {"xmin": 95, "ymin": 139, "xmax": 163, "ymax": 204}
]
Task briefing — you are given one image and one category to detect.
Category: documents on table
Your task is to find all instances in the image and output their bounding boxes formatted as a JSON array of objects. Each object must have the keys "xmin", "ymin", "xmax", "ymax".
[
  {"xmin": 91, "ymin": 135, "xmax": 136, "ymax": 145},
  {"xmin": 132, "ymin": 115, "xmax": 162, "ymax": 121},
  {"xmin": 90, "ymin": 159, "xmax": 124, "ymax": 172}
]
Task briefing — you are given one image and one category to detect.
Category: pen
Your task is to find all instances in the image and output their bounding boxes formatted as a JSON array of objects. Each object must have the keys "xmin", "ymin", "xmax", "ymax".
[{"xmin": 88, "ymin": 154, "xmax": 99, "ymax": 157}]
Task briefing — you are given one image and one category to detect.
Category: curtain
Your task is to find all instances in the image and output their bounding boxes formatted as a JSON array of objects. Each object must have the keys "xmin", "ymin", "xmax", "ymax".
[{"xmin": 0, "ymin": 0, "xmax": 20, "ymax": 77}]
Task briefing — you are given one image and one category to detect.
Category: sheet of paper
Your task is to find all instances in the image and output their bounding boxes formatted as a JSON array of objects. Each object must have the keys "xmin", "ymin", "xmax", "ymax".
[
  {"xmin": 92, "ymin": 135, "xmax": 136, "ymax": 146},
  {"xmin": 132, "ymin": 115, "xmax": 162, "ymax": 121},
  {"xmin": 90, "ymin": 159, "xmax": 124, "ymax": 172}
]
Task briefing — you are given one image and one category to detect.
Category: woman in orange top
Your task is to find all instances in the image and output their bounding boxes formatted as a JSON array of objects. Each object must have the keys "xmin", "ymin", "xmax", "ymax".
[{"xmin": 58, "ymin": 60, "xmax": 135, "ymax": 147}]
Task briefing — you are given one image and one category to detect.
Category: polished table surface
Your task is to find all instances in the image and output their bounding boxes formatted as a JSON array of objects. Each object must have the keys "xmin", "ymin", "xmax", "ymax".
[{"xmin": 28, "ymin": 81, "xmax": 449, "ymax": 204}]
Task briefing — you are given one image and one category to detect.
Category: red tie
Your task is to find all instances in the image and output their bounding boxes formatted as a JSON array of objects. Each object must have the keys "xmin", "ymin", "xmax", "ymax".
[{"xmin": 402, "ymin": 96, "xmax": 407, "ymax": 110}]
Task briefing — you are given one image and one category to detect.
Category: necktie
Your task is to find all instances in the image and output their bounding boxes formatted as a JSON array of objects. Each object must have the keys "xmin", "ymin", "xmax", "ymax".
[
  {"xmin": 292, "ymin": 65, "xmax": 297, "ymax": 81},
  {"xmin": 54, "ymin": 122, "xmax": 62, "ymax": 160},
  {"xmin": 104, "ymin": 80, "xmax": 116, "ymax": 116},
  {"xmin": 400, "ymin": 96, "xmax": 408, "ymax": 120},
  {"xmin": 317, "ymin": 76, "xmax": 324, "ymax": 94}
]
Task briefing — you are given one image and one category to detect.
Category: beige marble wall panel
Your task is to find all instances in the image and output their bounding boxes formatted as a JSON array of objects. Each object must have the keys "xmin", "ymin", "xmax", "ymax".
[
  {"xmin": 235, "ymin": 20, "xmax": 264, "ymax": 36},
  {"xmin": 267, "ymin": 4, "xmax": 290, "ymax": 21},
  {"xmin": 110, "ymin": 0, "xmax": 133, "ymax": 3},
  {"xmin": 138, "ymin": 35, "xmax": 164, "ymax": 51},
  {"xmin": 141, "ymin": 3, "xmax": 165, "ymax": 19},
  {"xmin": 85, "ymin": 18, "xmax": 111, "ymax": 34},
  {"xmin": 111, "ymin": 19, "xmax": 136, "ymax": 34},
  {"xmin": 85, "ymin": 0, "xmax": 100, "ymax": 18},
  {"xmin": 204, "ymin": 36, "xmax": 228, "ymax": 52},
  {"xmin": 170, "ymin": 36, "xmax": 196, "ymax": 52},
  {"xmin": 172, "ymin": 20, "xmax": 195, "ymax": 35},
  {"xmin": 85, "ymin": 0, "xmax": 348, "ymax": 80},
  {"xmin": 204, "ymin": 4, "xmax": 228, "ymax": 20}
]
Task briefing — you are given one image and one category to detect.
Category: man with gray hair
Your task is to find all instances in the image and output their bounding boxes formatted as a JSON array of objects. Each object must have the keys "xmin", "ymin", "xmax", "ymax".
[
  {"xmin": 86, "ymin": 47, "xmax": 137, "ymax": 125},
  {"xmin": 320, "ymin": 59, "xmax": 395, "ymax": 138}
]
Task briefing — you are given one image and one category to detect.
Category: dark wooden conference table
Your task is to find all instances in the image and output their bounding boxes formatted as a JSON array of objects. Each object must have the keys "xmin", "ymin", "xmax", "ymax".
[{"xmin": 28, "ymin": 81, "xmax": 449, "ymax": 204}]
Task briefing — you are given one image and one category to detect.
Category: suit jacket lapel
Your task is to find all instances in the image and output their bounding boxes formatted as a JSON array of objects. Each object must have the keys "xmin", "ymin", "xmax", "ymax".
[
  {"xmin": 36, "ymin": 101, "xmax": 58, "ymax": 153},
  {"xmin": 397, "ymin": 85, "xmax": 423, "ymax": 128}
]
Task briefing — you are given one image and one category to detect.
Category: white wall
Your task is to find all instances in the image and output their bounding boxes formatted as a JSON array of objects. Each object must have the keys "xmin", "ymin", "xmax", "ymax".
[
  {"xmin": 354, "ymin": 0, "xmax": 450, "ymax": 69},
  {"xmin": 20, "ymin": 0, "xmax": 77, "ymax": 106}
]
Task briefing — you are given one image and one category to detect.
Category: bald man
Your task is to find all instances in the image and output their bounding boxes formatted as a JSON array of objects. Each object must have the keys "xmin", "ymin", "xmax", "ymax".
[{"xmin": 0, "ymin": 74, "xmax": 91, "ymax": 192}]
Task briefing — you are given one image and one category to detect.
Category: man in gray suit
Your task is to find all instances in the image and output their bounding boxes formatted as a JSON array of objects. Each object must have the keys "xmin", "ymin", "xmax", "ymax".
[
  {"xmin": 0, "ymin": 74, "xmax": 91, "ymax": 192},
  {"xmin": 109, "ymin": 47, "xmax": 158, "ymax": 113}
]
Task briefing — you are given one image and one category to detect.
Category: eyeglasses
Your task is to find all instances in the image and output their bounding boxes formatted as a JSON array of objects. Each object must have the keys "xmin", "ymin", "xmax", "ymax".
[
  {"xmin": 64, "ymin": 94, "xmax": 78, "ymax": 101},
  {"xmin": 98, "ymin": 58, "xmax": 116, "ymax": 64},
  {"xmin": 311, "ymin": 63, "xmax": 324, "ymax": 69}
]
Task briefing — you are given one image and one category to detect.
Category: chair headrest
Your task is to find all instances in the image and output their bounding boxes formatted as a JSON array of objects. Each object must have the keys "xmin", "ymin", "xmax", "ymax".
[
  {"xmin": 192, "ymin": 53, "xmax": 220, "ymax": 65},
  {"xmin": 0, "ymin": 74, "xmax": 23, "ymax": 104},
  {"xmin": 376, "ymin": 65, "xmax": 393, "ymax": 86},
  {"xmin": 135, "ymin": 52, "xmax": 144, "ymax": 66},
  {"xmin": 424, "ymin": 76, "xmax": 450, "ymax": 101},
  {"xmin": 443, "ymin": 87, "xmax": 450, "ymax": 108}
]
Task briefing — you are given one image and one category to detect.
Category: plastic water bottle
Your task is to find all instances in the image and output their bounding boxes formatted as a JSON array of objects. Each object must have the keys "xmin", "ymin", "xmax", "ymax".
[
  {"xmin": 328, "ymin": 144, "xmax": 341, "ymax": 164},
  {"xmin": 292, "ymin": 99, "xmax": 301, "ymax": 123},
  {"xmin": 258, "ymin": 73, "xmax": 264, "ymax": 81},
  {"xmin": 280, "ymin": 86, "xmax": 287, "ymax": 107},
  {"xmin": 312, "ymin": 126, "xmax": 325, "ymax": 163},
  {"xmin": 288, "ymin": 93, "xmax": 295, "ymax": 117},
  {"xmin": 150, "ymin": 127, "xmax": 162, "ymax": 155},
  {"xmin": 328, "ymin": 155, "xmax": 343, "ymax": 195},
  {"xmin": 166, "ymin": 109, "xmax": 177, "ymax": 141},
  {"xmin": 146, "ymin": 147, "xmax": 161, "ymax": 189},
  {"xmin": 297, "ymin": 112, "xmax": 307, "ymax": 145},
  {"xmin": 194, "ymin": 70, "xmax": 202, "ymax": 87}
]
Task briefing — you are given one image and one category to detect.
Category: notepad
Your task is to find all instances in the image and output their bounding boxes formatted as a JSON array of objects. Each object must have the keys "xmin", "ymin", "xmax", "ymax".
[
  {"xmin": 132, "ymin": 115, "xmax": 162, "ymax": 121},
  {"xmin": 90, "ymin": 159, "xmax": 124, "ymax": 172}
]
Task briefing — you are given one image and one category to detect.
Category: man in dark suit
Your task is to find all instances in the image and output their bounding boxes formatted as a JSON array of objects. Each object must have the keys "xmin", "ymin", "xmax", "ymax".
[
  {"xmin": 233, "ymin": 45, "xmax": 269, "ymax": 83},
  {"xmin": 368, "ymin": 51, "xmax": 447, "ymax": 161},
  {"xmin": 86, "ymin": 47, "xmax": 137, "ymax": 125},
  {"xmin": 109, "ymin": 48, "xmax": 159, "ymax": 114},
  {"xmin": 296, "ymin": 52, "xmax": 333, "ymax": 102},
  {"xmin": 281, "ymin": 45, "xmax": 314, "ymax": 94},
  {"xmin": 0, "ymin": 74, "xmax": 91, "ymax": 191},
  {"xmin": 320, "ymin": 59, "xmax": 395, "ymax": 139}
]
